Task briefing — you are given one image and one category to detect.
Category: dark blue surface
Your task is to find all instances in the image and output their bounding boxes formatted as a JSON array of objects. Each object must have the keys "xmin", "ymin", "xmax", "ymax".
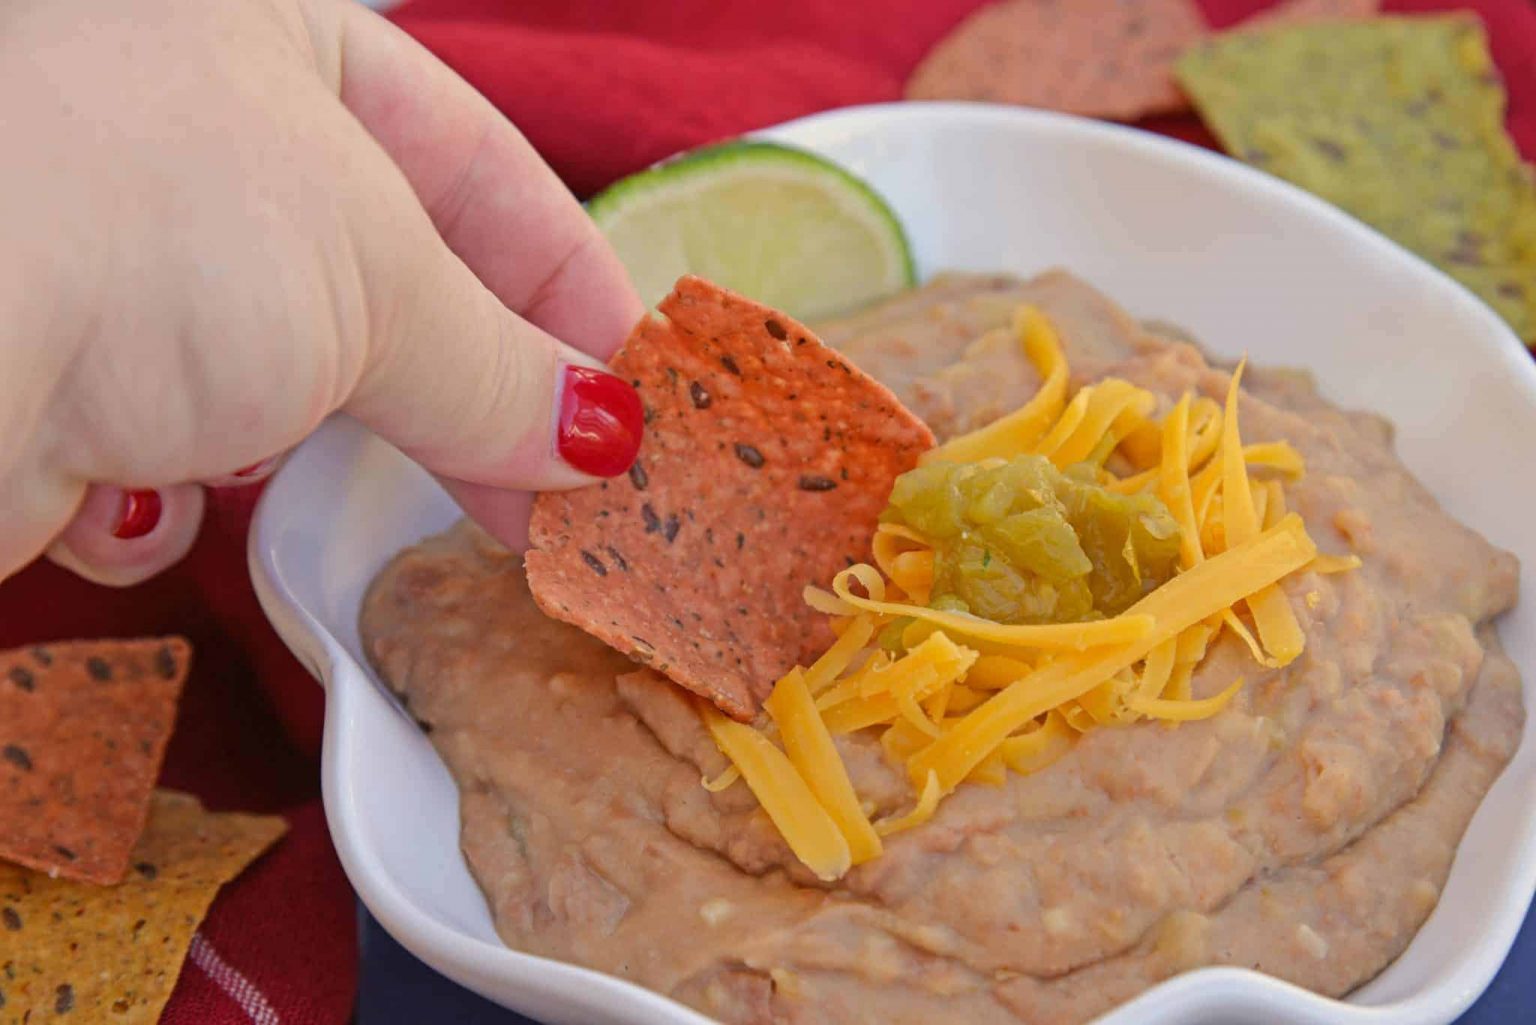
[{"xmin": 357, "ymin": 899, "xmax": 1536, "ymax": 1024}]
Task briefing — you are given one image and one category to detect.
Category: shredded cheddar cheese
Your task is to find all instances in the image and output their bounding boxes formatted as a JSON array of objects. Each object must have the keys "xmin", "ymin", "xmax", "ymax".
[
  {"xmin": 922, "ymin": 306, "xmax": 1069, "ymax": 465},
  {"xmin": 700, "ymin": 703, "xmax": 851, "ymax": 881},
  {"xmin": 1128, "ymin": 678, "xmax": 1245, "ymax": 720},
  {"xmin": 999, "ymin": 711, "xmax": 1075, "ymax": 772},
  {"xmin": 1158, "ymin": 394, "xmax": 1204, "ymax": 568},
  {"xmin": 906, "ymin": 514, "xmax": 1318, "ymax": 792},
  {"xmin": 701, "ymin": 765, "xmax": 741, "ymax": 792},
  {"xmin": 765, "ymin": 669, "xmax": 883, "ymax": 864},
  {"xmin": 803, "ymin": 616, "xmax": 875, "ymax": 694},
  {"xmin": 815, "ymin": 567, "xmax": 1156, "ymax": 651},
  {"xmin": 874, "ymin": 770, "xmax": 942, "ymax": 836},
  {"xmin": 1135, "ymin": 638, "xmax": 1179, "ymax": 701},
  {"xmin": 1309, "ymin": 553, "xmax": 1363, "ymax": 574},
  {"xmin": 1216, "ymin": 364, "xmax": 1308, "ymax": 667},
  {"xmin": 697, "ymin": 307, "xmax": 1358, "ymax": 881},
  {"xmin": 1045, "ymin": 380, "xmax": 1158, "ymax": 468}
]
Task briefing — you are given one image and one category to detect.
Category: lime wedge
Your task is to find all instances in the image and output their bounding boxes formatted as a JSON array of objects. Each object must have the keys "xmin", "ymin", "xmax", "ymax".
[{"xmin": 588, "ymin": 141, "xmax": 915, "ymax": 322}]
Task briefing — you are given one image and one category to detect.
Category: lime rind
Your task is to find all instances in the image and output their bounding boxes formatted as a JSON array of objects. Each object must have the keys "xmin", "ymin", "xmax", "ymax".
[{"xmin": 587, "ymin": 140, "xmax": 915, "ymax": 320}]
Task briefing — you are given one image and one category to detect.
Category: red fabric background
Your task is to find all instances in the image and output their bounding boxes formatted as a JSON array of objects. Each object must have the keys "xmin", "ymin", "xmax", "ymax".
[{"xmin": 0, "ymin": 1, "xmax": 1530, "ymax": 1021}]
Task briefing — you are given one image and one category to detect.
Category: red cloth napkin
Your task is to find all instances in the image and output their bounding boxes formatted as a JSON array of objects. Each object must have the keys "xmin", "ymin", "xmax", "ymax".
[{"xmin": 0, "ymin": 1, "xmax": 1530, "ymax": 1022}]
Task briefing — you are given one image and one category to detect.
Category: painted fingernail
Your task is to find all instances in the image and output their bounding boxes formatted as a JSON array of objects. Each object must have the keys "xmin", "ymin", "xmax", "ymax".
[
  {"xmin": 112, "ymin": 489, "xmax": 163, "ymax": 540},
  {"xmin": 234, "ymin": 459, "xmax": 272, "ymax": 478},
  {"xmin": 203, "ymin": 455, "xmax": 284, "ymax": 490},
  {"xmin": 556, "ymin": 365, "xmax": 643, "ymax": 478}
]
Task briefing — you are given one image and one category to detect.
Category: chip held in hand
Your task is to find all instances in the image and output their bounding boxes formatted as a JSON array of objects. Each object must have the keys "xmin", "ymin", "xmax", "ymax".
[{"xmin": 526, "ymin": 276, "xmax": 933, "ymax": 721}]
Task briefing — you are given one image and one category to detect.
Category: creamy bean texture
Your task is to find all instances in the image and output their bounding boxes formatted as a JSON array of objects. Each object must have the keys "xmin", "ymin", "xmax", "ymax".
[{"xmin": 362, "ymin": 272, "xmax": 1522, "ymax": 1025}]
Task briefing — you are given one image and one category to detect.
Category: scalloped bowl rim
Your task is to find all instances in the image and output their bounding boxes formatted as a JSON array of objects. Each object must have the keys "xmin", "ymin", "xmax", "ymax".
[{"xmin": 251, "ymin": 102, "xmax": 1536, "ymax": 1025}]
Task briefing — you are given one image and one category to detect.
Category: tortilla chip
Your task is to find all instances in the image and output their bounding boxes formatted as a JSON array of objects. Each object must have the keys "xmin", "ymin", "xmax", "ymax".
[
  {"xmin": 905, "ymin": 0, "xmax": 1206, "ymax": 120},
  {"xmin": 526, "ymin": 277, "xmax": 933, "ymax": 721},
  {"xmin": 1239, "ymin": 0, "xmax": 1378, "ymax": 29},
  {"xmin": 0, "ymin": 638, "xmax": 189, "ymax": 884},
  {"xmin": 904, "ymin": 0, "xmax": 1380, "ymax": 120},
  {"xmin": 1178, "ymin": 15, "xmax": 1536, "ymax": 345},
  {"xmin": 0, "ymin": 790, "xmax": 285, "ymax": 1023}
]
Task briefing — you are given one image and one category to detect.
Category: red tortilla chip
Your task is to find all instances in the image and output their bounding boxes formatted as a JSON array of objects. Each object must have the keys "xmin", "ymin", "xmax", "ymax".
[
  {"xmin": 904, "ymin": 0, "xmax": 1207, "ymax": 120},
  {"xmin": 903, "ymin": 0, "xmax": 1380, "ymax": 119},
  {"xmin": 526, "ymin": 277, "xmax": 933, "ymax": 721},
  {"xmin": 0, "ymin": 638, "xmax": 189, "ymax": 883},
  {"xmin": 1240, "ymin": 0, "xmax": 1379, "ymax": 30}
]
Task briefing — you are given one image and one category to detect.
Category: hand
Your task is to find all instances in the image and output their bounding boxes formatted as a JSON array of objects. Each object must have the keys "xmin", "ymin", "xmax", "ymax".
[{"xmin": 0, "ymin": 0, "xmax": 645, "ymax": 586}]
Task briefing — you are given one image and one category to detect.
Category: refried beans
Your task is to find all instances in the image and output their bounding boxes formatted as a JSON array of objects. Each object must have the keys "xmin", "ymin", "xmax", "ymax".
[{"xmin": 361, "ymin": 272, "xmax": 1523, "ymax": 1025}]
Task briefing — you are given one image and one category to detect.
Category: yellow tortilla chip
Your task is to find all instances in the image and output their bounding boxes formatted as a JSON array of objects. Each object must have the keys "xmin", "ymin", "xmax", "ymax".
[{"xmin": 0, "ymin": 790, "xmax": 285, "ymax": 1023}]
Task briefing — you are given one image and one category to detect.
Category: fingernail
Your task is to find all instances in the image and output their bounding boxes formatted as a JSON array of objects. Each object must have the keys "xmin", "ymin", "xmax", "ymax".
[
  {"xmin": 206, "ymin": 456, "xmax": 280, "ymax": 488},
  {"xmin": 556, "ymin": 365, "xmax": 643, "ymax": 478},
  {"xmin": 112, "ymin": 489, "xmax": 163, "ymax": 540},
  {"xmin": 234, "ymin": 459, "xmax": 273, "ymax": 478}
]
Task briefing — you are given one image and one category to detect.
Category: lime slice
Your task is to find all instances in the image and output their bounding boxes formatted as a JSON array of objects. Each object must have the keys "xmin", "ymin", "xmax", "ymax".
[{"xmin": 588, "ymin": 141, "xmax": 915, "ymax": 322}]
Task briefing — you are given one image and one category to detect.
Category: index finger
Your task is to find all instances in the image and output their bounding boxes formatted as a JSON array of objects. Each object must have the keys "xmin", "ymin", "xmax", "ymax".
[{"xmin": 309, "ymin": 0, "xmax": 643, "ymax": 359}]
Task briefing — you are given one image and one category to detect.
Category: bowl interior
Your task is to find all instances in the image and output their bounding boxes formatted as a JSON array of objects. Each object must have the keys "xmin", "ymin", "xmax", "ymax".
[{"xmin": 252, "ymin": 103, "xmax": 1536, "ymax": 1025}]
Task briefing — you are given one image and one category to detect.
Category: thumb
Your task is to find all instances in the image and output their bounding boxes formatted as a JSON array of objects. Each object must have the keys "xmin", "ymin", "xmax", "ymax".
[{"xmin": 304, "ymin": 0, "xmax": 646, "ymax": 535}]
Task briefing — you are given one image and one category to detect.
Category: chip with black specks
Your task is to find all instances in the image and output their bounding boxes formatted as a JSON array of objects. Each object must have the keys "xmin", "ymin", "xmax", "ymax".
[
  {"xmin": 904, "ymin": 0, "xmax": 1378, "ymax": 121},
  {"xmin": 1178, "ymin": 14, "xmax": 1535, "ymax": 344},
  {"xmin": 0, "ymin": 790, "xmax": 284, "ymax": 1025},
  {"xmin": 0, "ymin": 638, "xmax": 190, "ymax": 884},
  {"xmin": 526, "ymin": 276, "xmax": 933, "ymax": 721}
]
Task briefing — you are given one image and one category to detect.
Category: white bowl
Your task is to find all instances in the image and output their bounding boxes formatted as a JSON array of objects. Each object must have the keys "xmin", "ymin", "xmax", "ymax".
[{"xmin": 250, "ymin": 103, "xmax": 1536, "ymax": 1025}]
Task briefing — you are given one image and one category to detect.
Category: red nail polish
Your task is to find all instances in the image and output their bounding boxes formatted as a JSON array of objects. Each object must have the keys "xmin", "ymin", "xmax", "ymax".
[
  {"xmin": 233, "ymin": 460, "xmax": 269, "ymax": 478},
  {"xmin": 557, "ymin": 365, "xmax": 644, "ymax": 478},
  {"xmin": 112, "ymin": 490, "xmax": 162, "ymax": 540}
]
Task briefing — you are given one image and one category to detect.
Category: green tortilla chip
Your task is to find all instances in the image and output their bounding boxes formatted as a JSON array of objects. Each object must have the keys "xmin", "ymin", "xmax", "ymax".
[
  {"xmin": 1178, "ymin": 15, "xmax": 1536, "ymax": 345},
  {"xmin": 0, "ymin": 790, "xmax": 285, "ymax": 1024}
]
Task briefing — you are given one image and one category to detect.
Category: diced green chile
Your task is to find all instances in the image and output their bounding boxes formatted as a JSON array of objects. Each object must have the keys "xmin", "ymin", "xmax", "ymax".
[
  {"xmin": 884, "ymin": 463, "xmax": 967, "ymax": 539},
  {"xmin": 883, "ymin": 455, "xmax": 1181, "ymax": 624},
  {"xmin": 877, "ymin": 617, "xmax": 913, "ymax": 652}
]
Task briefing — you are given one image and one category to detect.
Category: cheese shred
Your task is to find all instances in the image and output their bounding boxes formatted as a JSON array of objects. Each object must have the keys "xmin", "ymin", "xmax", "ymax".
[
  {"xmin": 922, "ymin": 306, "xmax": 1069, "ymax": 465},
  {"xmin": 907, "ymin": 515, "xmax": 1317, "ymax": 793},
  {"xmin": 697, "ymin": 307, "xmax": 1355, "ymax": 881},
  {"xmin": 874, "ymin": 770, "xmax": 943, "ymax": 836},
  {"xmin": 701, "ymin": 703, "xmax": 851, "ymax": 882},
  {"xmin": 765, "ymin": 670, "xmax": 883, "ymax": 864}
]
